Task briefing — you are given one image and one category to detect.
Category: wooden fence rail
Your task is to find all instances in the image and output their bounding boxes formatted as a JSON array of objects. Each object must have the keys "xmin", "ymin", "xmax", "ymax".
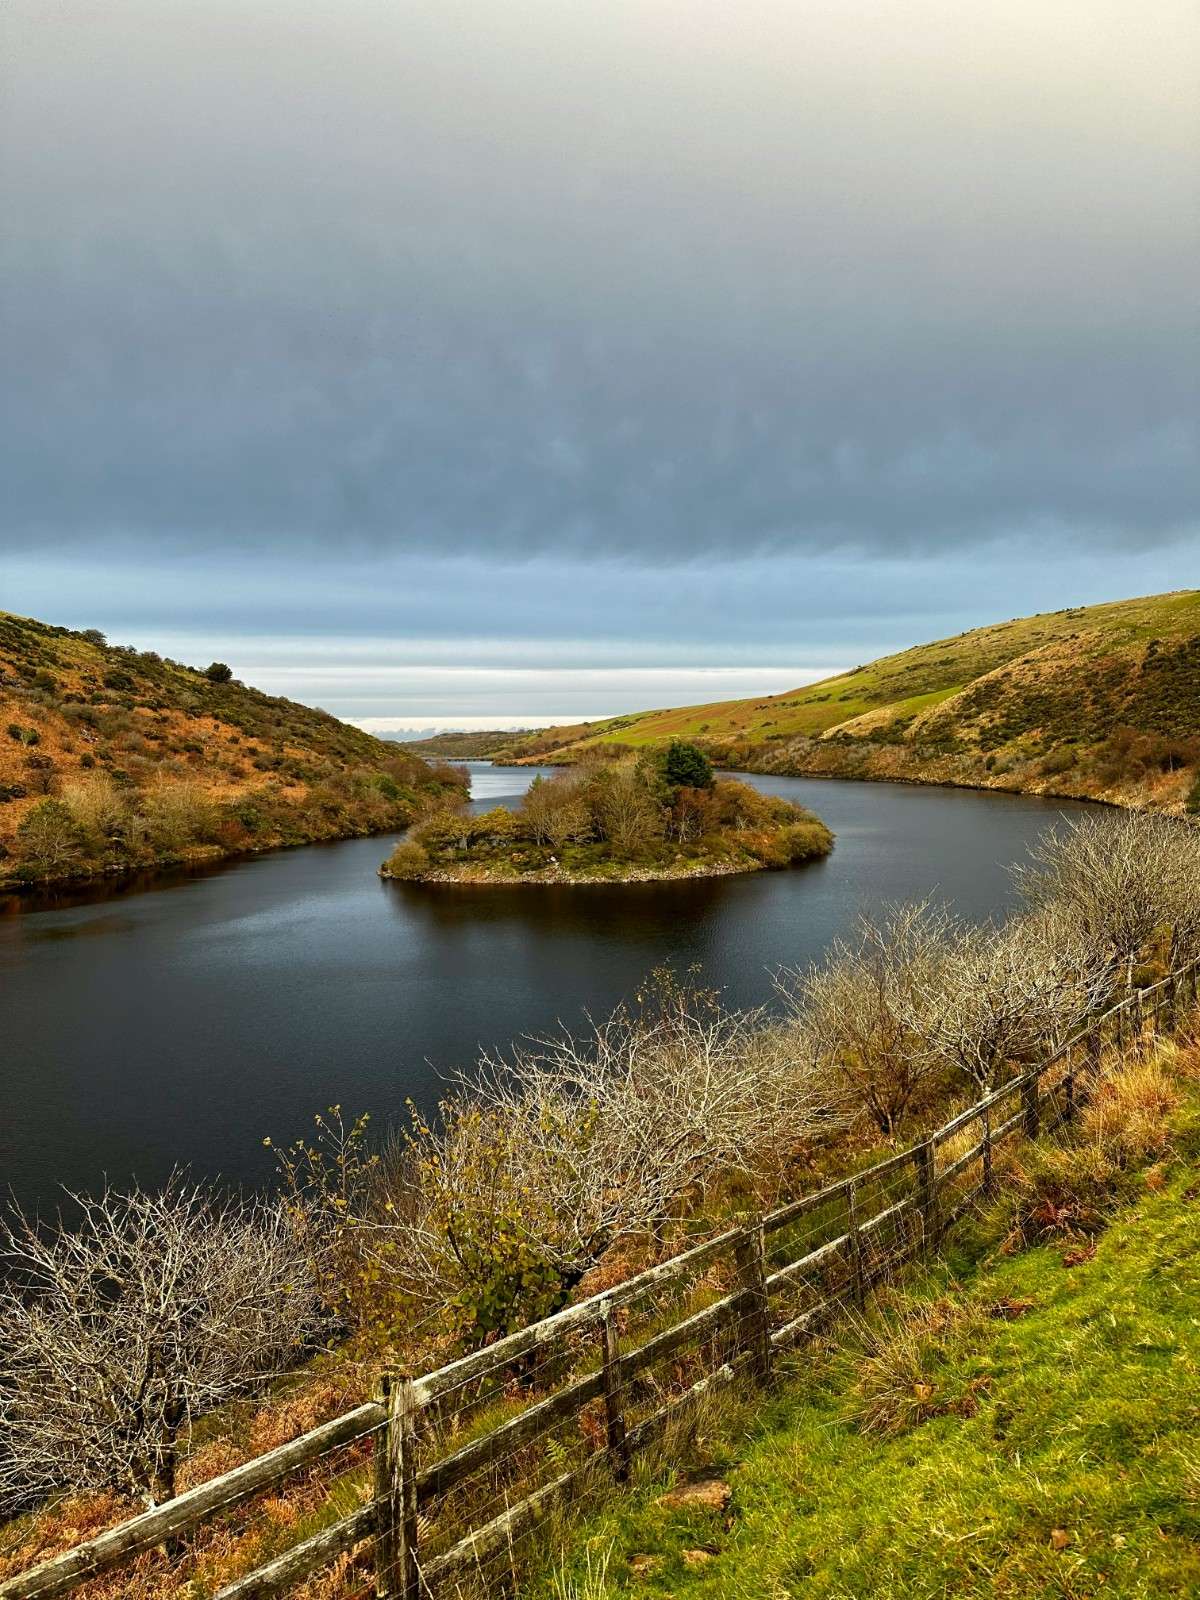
[{"xmin": 4, "ymin": 957, "xmax": 1197, "ymax": 1600}]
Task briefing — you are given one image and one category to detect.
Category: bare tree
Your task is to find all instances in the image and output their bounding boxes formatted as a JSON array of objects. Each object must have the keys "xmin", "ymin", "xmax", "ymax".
[
  {"xmin": 588, "ymin": 762, "xmax": 664, "ymax": 853},
  {"xmin": 362, "ymin": 976, "xmax": 835, "ymax": 1340},
  {"xmin": 521, "ymin": 774, "xmax": 591, "ymax": 848},
  {"xmin": 777, "ymin": 901, "xmax": 954, "ymax": 1136},
  {"xmin": 1013, "ymin": 811, "xmax": 1191, "ymax": 985},
  {"xmin": 909, "ymin": 908, "xmax": 1111, "ymax": 1096},
  {"xmin": 0, "ymin": 1178, "xmax": 327, "ymax": 1514}
]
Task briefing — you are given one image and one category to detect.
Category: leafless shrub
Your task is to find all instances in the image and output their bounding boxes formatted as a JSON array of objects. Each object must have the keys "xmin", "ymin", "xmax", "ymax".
[
  {"xmin": 0, "ymin": 1178, "xmax": 327, "ymax": 1514},
  {"xmin": 520, "ymin": 774, "xmax": 591, "ymax": 848},
  {"xmin": 1013, "ymin": 810, "xmax": 1200, "ymax": 981},
  {"xmin": 360, "ymin": 975, "xmax": 837, "ymax": 1341},
  {"xmin": 912, "ymin": 907, "xmax": 1113, "ymax": 1095},
  {"xmin": 777, "ymin": 901, "xmax": 954, "ymax": 1135}
]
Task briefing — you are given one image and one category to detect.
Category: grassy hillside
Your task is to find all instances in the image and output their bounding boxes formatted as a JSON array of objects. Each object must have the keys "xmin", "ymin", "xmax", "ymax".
[
  {"xmin": 476, "ymin": 591, "xmax": 1200, "ymax": 812},
  {"xmin": 0, "ymin": 612, "xmax": 467, "ymax": 887},
  {"xmin": 528, "ymin": 1044, "xmax": 1200, "ymax": 1599}
]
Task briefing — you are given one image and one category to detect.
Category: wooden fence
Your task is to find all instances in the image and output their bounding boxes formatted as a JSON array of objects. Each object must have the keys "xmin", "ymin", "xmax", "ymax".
[{"xmin": 4, "ymin": 958, "xmax": 1198, "ymax": 1600}]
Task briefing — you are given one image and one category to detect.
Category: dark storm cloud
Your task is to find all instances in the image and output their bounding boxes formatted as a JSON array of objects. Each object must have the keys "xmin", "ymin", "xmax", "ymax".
[{"xmin": 3, "ymin": 0, "xmax": 1197, "ymax": 568}]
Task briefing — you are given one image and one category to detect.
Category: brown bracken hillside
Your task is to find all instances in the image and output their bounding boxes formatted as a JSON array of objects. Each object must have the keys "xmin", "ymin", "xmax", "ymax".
[{"xmin": 0, "ymin": 612, "xmax": 466, "ymax": 887}]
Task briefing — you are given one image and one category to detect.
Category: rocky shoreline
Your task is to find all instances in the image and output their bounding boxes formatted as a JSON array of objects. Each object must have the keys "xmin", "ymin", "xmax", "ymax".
[{"xmin": 381, "ymin": 854, "xmax": 773, "ymax": 887}]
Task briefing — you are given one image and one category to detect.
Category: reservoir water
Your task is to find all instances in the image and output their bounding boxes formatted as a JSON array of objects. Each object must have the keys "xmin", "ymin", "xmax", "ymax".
[{"xmin": 0, "ymin": 764, "xmax": 1095, "ymax": 1213}]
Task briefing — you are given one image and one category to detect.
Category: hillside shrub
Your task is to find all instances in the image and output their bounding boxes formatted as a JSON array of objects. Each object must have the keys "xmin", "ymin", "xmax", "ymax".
[
  {"xmin": 382, "ymin": 841, "xmax": 430, "ymax": 880},
  {"xmin": 15, "ymin": 799, "xmax": 84, "ymax": 873}
]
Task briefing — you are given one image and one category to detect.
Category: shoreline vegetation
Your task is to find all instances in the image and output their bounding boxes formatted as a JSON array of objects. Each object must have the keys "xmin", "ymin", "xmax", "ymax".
[
  {"xmin": 4, "ymin": 810, "xmax": 1200, "ymax": 1598},
  {"xmin": 0, "ymin": 610, "xmax": 469, "ymax": 894},
  {"xmin": 409, "ymin": 590, "xmax": 1200, "ymax": 817},
  {"xmin": 379, "ymin": 742, "xmax": 834, "ymax": 885}
]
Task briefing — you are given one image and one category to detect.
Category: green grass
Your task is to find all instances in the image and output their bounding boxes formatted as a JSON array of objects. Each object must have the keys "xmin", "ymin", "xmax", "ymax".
[{"xmin": 524, "ymin": 1075, "xmax": 1200, "ymax": 1599}]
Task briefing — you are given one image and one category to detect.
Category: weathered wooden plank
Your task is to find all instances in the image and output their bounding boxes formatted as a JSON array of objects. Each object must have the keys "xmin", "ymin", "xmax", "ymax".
[
  {"xmin": 991, "ymin": 1107, "xmax": 1026, "ymax": 1144},
  {"xmin": 937, "ymin": 1140, "xmax": 985, "ymax": 1185},
  {"xmin": 391, "ymin": 1377, "xmax": 421, "ymax": 1600},
  {"xmin": 416, "ymin": 1368, "xmax": 605, "ymax": 1502},
  {"xmin": 614, "ymin": 1288, "xmax": 750, "ymax": 1383},
  {"xmin": 418, "ymin": 1465, "xmax": 587, "ymax": 1586},
  {"xmin": 372, "ymin": 1378, "xmax": 397, "ymax": 1597},
  {"xmin": 769, "ymin": 1298, "xmax": 833, "ymax": 1352},
  {"xmin": 764, "ymin": 1230, "xmax": 850, "ymax": 1293},
  {"xmin": 413, "ymin": 1225, "xmax": 743, "ymax": 1406},
  {"xmin": 0, "ymin": 1402, "xmax": 385, "ymax": 1600},
  {"xmin": 600, "ymin": 1302, "xmax": 630, "ymax": 1481},
  {"xmin": 930, "ymin": 1099, "xmax": 987, "ymax": 1146},
  {"xmin": 623, "ymin": 1351, "xmax": 750, "ymax": 1454},
  {"xmin": 734, "ymin": 1219, "xmax": 772, "ymax": 1383},
  {"xmin": 213, "ymin": 1503, "xmax": 379, "ymax": 1600},
  {"xmin": 763, "ymin": 1174, "xmax": 852, "ymax": 1234},
  {"xmin": 859, "ymin": 1196, "xmax": 910, "ymax": 1238}
]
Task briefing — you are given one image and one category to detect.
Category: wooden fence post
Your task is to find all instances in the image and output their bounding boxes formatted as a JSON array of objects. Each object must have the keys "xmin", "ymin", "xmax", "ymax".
[
  {"xmin": 981, "ymin": 1105, "xmax": 994, "ymax": 1197},
  {"xmin": 1063, "ymin": 1058, "xmax": 1075, "ymax": 1123},
  {"xmin": 733, "ymin": 1219, "xmax": 772, "ymax": 1384},
  {"xmin": 376, "ymin": 1375, "xmax": 420, "ymax": 1600},
  {"xmin": 1088, "ymin": 1025, "xmax": 1102, "ymax": 1078},
  {"xmin": 912, "ymin": 1140, "xmax": 936, "ymax": 1250},
  {"xmin": 846, "ymin": 1179, "xmax": 865, "ymax": 1307},
  {"xmin": 373, "ymin": 1376, "xmax": 396, "ymax": 1599},
  {"xmin": 1021, "ymin": 1073, "xmax": 1040, "ymax": 1141},
  {"xmin": 599, "ymin": 1301, "xmax": 630, "ymax": 1482}
]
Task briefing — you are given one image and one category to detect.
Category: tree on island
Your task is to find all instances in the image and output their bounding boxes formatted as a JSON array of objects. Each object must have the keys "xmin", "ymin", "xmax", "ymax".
[{"xmin": 660, "ymin": 739, "xmax": 714, "ymax": 791}]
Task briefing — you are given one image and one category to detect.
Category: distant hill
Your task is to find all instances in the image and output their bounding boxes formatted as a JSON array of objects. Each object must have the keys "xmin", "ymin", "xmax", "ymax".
[
  {"xmin": 0, "ymin": 612, "xmax": 466, "ymax": 886},
  {"xmin": 480, "ymin": 591, "xmax": 1200, "ymax": 813},
  {"xmin": 405, "ymin": 729, "xmax": 542, "ymax": 760}
]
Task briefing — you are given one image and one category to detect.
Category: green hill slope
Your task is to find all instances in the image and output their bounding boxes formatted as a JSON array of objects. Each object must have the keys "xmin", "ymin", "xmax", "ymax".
[
  {"xmin": 468, "ymin": 591, "xmax": 1200, "ymax": 812},
  {"xmin": 0, "ymin": 612, "xmax": 466, "ymax": 887}
]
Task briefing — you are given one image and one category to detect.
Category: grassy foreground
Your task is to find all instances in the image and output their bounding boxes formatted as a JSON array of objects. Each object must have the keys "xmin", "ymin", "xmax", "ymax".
[
  {"xmin": 417, "ymin": 590, "xmax": 1200, "ymax": 814},
  {"xmin": 525, "ymin": 1047, "xmax": 1200, "ymax": 1600}
]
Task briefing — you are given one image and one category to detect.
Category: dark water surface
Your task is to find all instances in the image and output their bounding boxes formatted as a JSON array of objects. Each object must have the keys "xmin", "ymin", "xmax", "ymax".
[{"xmin": 0, "ymin": 765, "xmax": 1094, "ymax": 1212}]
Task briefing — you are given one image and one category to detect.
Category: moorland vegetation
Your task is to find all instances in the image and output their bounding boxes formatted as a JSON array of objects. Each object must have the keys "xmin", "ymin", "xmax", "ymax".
[
  {"xmin": 381, "ymin": 742, "xmax": 833, "ymax": 884},
  {"xmin": 414, "ymin": 590, "xmax": 1200, "ymax": 814},
  {"xmin": 0, "ymin": 612, "xmax": 467, "ymax": 888}
]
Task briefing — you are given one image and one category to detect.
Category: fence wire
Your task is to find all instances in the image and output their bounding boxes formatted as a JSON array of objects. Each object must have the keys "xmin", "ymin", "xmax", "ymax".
[{"xmin": 5, "ymin": 959, "xmax": 1197, "ymax": 1600}]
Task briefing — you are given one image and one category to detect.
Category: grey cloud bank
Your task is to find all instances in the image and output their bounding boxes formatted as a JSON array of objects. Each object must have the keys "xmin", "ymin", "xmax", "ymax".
[{"xmin": 2, "ymin": 0, "xmax": 1197, "ymax": 720}]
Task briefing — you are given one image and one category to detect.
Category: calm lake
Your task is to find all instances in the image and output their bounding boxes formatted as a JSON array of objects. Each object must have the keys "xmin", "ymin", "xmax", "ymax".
[{"xmin": 0, "ymin": 765, "xmax": 1095, "ymax": 1213}]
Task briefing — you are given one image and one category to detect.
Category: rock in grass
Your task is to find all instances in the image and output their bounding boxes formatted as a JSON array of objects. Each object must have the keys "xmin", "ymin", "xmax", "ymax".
[{"xmin": 655, "ymin": 1477, "xmax": 732, "ymax": 1513}]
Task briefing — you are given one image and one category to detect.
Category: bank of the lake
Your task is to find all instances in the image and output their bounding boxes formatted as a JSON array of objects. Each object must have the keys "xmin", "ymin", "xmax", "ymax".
[{"xmin": 0, "ymin": 765, "xmax": 1096, "ymax": 1215}]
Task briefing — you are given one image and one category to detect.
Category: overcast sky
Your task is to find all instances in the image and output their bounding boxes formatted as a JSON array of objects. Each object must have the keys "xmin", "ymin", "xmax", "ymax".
[{"xmin": 2, "ymin": 1, "xmax": 1197, "ymax": 728}]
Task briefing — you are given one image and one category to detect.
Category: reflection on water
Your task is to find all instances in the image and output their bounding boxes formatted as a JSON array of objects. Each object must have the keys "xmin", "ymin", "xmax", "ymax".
[{"xmin": 0, "ymin": 763, "xmax": 1094, "ymax": 1212}]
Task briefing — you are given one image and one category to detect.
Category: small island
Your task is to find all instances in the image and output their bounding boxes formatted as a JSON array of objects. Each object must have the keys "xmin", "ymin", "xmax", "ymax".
[{"xmin": 380, "ymin": 741, "xmax": 833, "ymax": 885}]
